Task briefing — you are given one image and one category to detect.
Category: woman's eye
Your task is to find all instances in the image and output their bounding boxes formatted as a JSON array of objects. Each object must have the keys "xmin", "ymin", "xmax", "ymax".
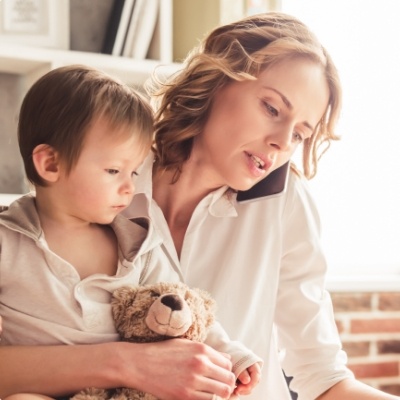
[
  {"xmin": 263, "ymin": 101, "xmax": 278, "ymax": 117},
  {"xmin": 293, "ymin": 132, "xmax": 304, "ymax": 143},
  {"xmin": 106, "ymin": 169, "xmax": 119, "ymax": 175},
  {"xmin": 131, "ymin": 171, "xmax": 139, "ymax": 177}
]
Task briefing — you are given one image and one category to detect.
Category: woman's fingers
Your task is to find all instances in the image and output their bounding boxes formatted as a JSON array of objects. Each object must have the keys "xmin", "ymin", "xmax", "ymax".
[{"xmin": 128, "ymin": 339, "xmax": 235, "ymax": 400}]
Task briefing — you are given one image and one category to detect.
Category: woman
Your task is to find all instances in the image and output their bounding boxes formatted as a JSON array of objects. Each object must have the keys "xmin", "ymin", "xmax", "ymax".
[
  {"xmin": 1, "ymin": 12, "xmax": 399, "ymax": 400},
  {"xmin": 125, "ymin": 11, "xmax": 400, "ymax": 400}
]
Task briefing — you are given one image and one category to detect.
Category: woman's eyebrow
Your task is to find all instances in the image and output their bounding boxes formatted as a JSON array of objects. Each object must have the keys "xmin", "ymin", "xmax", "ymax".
[{"xmin": 266, "ymin": 86, "xmax": 315, "ymax": 132}]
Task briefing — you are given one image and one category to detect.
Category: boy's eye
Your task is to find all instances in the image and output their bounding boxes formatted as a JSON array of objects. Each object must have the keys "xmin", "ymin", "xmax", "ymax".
[{"xmin": 106, "ymin": 169, "xmax": 119, "ymax": 175}]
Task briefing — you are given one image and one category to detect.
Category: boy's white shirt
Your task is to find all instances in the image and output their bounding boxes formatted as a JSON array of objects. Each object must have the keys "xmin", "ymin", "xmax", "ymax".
[{"xmin": 0, "ymin": 194, "xmax": 261, "ymax": 377}]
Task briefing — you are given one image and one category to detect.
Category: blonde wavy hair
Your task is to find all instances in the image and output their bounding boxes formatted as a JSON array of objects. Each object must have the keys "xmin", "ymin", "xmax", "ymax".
[{"xmin": 149, "ymin": 12, "xmax": 342, "ymax": 180}]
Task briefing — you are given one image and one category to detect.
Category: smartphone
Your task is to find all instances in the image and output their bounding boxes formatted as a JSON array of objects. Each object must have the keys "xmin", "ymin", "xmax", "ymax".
[{"xmin": 236, "ymin": 162, "xmax": 290, "ymax": 203}]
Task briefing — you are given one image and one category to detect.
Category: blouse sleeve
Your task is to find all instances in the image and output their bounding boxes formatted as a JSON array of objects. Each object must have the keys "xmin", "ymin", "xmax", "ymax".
[{"xmin": 275, "ymin": 174, "xmax": 354, "ymax": 399}]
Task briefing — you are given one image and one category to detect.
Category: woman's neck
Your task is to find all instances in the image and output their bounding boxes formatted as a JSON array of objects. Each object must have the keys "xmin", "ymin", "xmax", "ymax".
[{"xmin": 152, "ymin": 160, "xmax": 220, "ymax": 257}]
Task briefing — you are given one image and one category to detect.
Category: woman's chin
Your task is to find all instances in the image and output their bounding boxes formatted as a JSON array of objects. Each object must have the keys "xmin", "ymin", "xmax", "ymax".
[{"xmin": 231, "ymin": 182, "xmax": 257, "ymax": 192}]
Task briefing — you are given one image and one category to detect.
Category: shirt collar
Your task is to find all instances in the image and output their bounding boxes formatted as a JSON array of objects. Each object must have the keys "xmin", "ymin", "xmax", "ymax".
[
  {"xmin": 206, "ymin": 186, "xmax": 238, "ymax": 218},
  {"xmin": 112, "ymin": 214, "xmax": 162, "ymax": 261},
  {"xmin": 0, "ymin": 193, "xmax": 42, "ymax": 240}
]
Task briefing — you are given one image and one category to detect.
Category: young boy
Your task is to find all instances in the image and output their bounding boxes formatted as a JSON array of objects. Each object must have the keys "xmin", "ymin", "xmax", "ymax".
[{"xmin": 0, "ymin": 65, "xmax": 261, "ymax": 399}]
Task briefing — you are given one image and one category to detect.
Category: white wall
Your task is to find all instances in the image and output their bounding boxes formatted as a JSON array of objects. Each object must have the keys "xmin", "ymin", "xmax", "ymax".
[{"xmin": 282, "ymin": 0, "xmax": 400, "ymax": 277}]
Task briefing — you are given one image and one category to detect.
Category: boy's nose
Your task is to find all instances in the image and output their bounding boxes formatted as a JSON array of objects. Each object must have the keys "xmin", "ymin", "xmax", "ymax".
[{"xmin": 121, "ymin": 178, "xmax": 135, "ymax": 194}]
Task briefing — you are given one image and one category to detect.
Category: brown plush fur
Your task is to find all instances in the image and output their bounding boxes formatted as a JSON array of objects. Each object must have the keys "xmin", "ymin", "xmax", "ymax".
[{"xmin": 71, "ymin": 281, "xmax": 216, "ymax": 400}]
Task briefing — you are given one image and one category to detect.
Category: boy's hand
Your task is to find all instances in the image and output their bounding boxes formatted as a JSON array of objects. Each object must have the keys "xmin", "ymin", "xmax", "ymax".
[{"xmin": 234, "ymin": 362, "xmax": 262, "ymax": 396}]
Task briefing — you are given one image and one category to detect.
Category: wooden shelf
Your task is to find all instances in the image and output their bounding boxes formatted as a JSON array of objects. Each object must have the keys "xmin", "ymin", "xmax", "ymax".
[{"xmin": 0, "ymin": 44, "xmax": 180, "ymax": 87}]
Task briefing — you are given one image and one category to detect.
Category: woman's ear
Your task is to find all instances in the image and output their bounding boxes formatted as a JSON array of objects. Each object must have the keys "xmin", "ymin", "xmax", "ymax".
[{"xmin": 32, "ymin": 144, "xmax": 61, "ymax": 183}]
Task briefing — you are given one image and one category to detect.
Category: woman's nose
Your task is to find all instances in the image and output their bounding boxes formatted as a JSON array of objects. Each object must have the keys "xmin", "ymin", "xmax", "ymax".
[{"xmin": 266, "ymin": 124, "xmax": 292, "ymax": 152}]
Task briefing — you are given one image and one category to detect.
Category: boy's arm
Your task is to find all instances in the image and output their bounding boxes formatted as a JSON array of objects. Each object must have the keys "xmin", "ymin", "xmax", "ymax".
[{"xmin": 205, "ymin": 321, "xmax": 263, "ymax": 394}]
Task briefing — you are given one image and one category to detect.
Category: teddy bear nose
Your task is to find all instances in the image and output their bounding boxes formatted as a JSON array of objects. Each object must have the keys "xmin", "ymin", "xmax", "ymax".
[{"xmin": 161, "ymin": 294, "xmax": 184, "ymax": 311}]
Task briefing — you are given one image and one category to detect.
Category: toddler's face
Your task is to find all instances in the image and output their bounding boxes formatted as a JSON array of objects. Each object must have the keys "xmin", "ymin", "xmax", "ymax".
[{"xmin": 57, "ymin": 117, "xmax": 149, "ymax": 224}]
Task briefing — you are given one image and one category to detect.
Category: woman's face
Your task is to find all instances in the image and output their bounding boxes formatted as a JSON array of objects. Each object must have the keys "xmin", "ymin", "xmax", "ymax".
[{"xmin": 191, "ymin": 57, "xmax": 330, "ymax": 191}]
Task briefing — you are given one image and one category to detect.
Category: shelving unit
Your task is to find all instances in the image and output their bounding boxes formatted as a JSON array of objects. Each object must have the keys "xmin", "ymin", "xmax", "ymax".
[
  {"xmin": 0, "ymin": 0, "xmax": 251, "ymax": 84},
  {"xmin": 0, "ymin": 0, "xmax": 178, "ymax": 88},
  {"xmin": 0, "ymin": 43, "xmax": 180, "ymax": 88}
]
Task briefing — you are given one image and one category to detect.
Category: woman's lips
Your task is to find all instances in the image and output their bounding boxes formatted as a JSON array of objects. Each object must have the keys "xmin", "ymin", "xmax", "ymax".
[
  {"xmin": 250, "ymin": 154, "xmax": 265, "ymax": 169},
  {"xmin": 245, "ymin": 151, "xmax": 272, "ymax": 177}
]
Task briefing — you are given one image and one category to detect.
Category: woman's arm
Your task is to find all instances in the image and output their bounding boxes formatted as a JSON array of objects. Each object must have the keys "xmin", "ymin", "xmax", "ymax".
[
  {"xmin": 0, "ymin": 340, "xmax": 236, "ymax": 400},
  {"xmin": 317, "ymin": 378, "xmax": 399, "ymax": 399},
  {"xmin": 277, "ymin": 178, "xmax": 399, "ymax": 399}
]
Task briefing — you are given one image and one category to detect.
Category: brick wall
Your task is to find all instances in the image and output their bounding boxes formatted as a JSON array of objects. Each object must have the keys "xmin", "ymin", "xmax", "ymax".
[{"xmin": 331, "ymin": 291, "xmax": 400, "ymax": 396}]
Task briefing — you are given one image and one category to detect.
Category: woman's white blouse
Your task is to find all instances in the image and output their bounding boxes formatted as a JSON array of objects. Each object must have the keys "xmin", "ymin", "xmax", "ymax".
[{"xmin": 126, "ymin": 155, "xmax": 353, "ymax": 400}]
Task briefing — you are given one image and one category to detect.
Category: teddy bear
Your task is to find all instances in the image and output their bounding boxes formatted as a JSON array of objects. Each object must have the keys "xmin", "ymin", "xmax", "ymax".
[{"xmin": 71, "ymin": 281, "xmax": 221, "ymax": 400}]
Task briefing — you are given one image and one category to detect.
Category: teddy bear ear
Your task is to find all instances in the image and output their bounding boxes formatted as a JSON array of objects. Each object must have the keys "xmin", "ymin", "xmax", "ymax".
[
  {"xmin": 201, "ymin": 291, "xmax": 217, "ymax": 328},
  {"xmin": 193, "ymin": 287, "xmax": 216, "ymax": 312},
  {"xmin": 189, "ymin": 287, "xmax": 217, "ymax": 328},
  {"xmin": 112, "ymin": 286, "xmax": 139, "ymax": 302},
  {"xmin": 111, "ymin": 286, "xmax": 139, "ymax": 323}
]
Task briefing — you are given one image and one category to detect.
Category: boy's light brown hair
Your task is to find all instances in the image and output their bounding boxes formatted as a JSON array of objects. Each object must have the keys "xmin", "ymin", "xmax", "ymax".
[{"xmin": 18, "ymin": 64, "xmax": 154, "ymax": 186}]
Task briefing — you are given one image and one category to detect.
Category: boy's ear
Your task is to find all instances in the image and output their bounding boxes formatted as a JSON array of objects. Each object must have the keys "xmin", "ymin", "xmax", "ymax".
[{"xmin": 32, "ymin": 144, "xmax": 61, "ymax": 183}]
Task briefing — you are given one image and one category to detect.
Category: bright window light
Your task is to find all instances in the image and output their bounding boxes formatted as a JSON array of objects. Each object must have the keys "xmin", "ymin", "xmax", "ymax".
[{"xmin": 282, "ymin": 0, "xmax": 400, "ymax": 276}]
